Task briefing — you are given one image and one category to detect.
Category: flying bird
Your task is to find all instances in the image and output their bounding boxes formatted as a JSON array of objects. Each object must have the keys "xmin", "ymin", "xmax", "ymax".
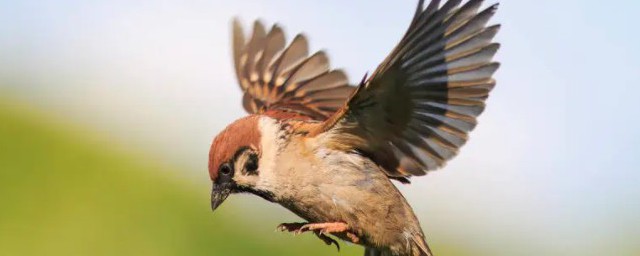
[{"xmin": 208, "ymin": 0, "xmax": 500, "ymax": 255}]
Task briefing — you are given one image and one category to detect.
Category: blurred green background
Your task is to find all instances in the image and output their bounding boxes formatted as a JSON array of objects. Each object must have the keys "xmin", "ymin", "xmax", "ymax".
[{"xmin": 1, "ymin": 0, "xmax": 639, "ymax": 255}]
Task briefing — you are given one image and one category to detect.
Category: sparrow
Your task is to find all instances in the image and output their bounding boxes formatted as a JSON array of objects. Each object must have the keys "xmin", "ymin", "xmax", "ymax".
[{"xmin": 208, "ymin": 0, "xmax": 500, "ymax": 255}]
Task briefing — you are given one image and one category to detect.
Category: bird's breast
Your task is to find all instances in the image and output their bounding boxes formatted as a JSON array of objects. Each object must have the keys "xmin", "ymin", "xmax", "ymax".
[{"xmin": 270, "ymin": 145, "xmax": 424, "ymax": 249}]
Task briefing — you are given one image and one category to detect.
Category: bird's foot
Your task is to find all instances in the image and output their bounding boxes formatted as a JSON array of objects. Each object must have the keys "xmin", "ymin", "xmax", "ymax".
[
  {"xmin": 277, "ymin": 222, "xmax": 359, "ymax": 245},
  {"xmin": 276, "ymin": 222, "xmax": 306, "ymax": 233},
  {"xmin": 277, "ymin": 222, "xmax": 341, "ymax": 250},
  {"xmin": 314, "ymin": 231, "xmax": 341, "ymax": 250}
]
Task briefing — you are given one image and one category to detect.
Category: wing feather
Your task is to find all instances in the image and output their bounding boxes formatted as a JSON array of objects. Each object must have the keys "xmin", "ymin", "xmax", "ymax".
[
  {"xmin": 232, "ymin": 20, "xmax": 355, "ymax": 120},
  {"xmin": 312, "ymin": 0, "xmax": 500, "ymax": 177}
]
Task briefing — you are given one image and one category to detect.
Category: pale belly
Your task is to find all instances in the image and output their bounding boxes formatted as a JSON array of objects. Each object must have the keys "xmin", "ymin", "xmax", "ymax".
[{"xmin": 273, "ymin": 150, "xmax": 424, "ymax": 250}]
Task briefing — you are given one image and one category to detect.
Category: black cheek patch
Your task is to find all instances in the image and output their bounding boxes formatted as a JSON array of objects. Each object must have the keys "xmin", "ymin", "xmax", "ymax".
[{"xmin": 244, "ymin": 153, "xmax": 259, "ymax": 175}]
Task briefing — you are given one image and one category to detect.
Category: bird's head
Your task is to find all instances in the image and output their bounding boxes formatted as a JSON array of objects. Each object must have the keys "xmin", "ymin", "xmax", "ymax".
[{"xmin": 208, "ymin": 115, "xmax": 280, "ymax": 211}]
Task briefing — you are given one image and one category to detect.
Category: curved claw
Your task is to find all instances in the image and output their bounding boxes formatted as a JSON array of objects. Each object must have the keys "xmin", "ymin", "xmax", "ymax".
[
  {"xmin": 314, "ymin": 231, "xmax": 340, "ymax": 251},
  {"xmin": 276, "ymin": 222, "xmax": 305, "ymax": 233}
]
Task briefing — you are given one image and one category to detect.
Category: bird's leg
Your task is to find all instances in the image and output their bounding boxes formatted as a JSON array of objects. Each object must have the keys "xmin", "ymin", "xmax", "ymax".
[
  {"xmin": 298, "ymin": 222, "xmax": 349, "ymax": 234},
  {"xmin": 277, "ymin": 222, "xmax": 360, "ymax": 244},
  {"xmin": 300, "ymin": 222, "xmax": 360, "ymax": 243},
  {"xmin": 277, "ymin": 222, "xmax": 341, "ymax": 250}
]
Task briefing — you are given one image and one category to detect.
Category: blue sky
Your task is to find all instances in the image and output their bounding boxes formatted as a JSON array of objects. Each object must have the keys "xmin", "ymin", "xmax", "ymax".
[{"xmin": 1, "ymin": 0, "xmax": 639, "ymax": 254}]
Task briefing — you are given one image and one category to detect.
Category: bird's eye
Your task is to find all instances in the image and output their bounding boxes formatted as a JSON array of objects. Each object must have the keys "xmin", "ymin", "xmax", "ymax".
[
  {"xmin": 219, "ymin": 163, "xmax": 232, "ymax": 176},
  {"xmin": 245, "ymin": 153, "xmax": 258, "ymax": 173}
]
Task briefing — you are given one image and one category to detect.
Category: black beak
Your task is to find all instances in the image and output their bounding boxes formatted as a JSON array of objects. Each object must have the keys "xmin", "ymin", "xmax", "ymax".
[{"xmin": 210, "ymin": 183, "xmax": 231, "ymax": 212}]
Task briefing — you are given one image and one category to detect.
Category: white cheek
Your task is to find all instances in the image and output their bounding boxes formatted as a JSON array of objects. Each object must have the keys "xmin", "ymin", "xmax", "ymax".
[
  {"xmin": 256, "ymin": 117, "xmax": 281, "ymax": 190},
  {"xmin": 234, "ymin": 174, "xmax": 254, "ymax": 185}
]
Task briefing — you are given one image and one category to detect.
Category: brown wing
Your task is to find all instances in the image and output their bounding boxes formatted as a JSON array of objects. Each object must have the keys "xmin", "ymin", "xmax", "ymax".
[
  {"xmin": 313, "ymin": 0, "xmax": 500, "ymax": 178},
  {"xmin": 232, "ymin": 19, "xmax": 355, "ymax": 121}
]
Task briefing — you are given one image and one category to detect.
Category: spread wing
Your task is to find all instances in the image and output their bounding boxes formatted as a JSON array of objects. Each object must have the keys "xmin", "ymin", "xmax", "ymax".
[
  {"xmin": 232, "ymin": 20, "xmax": 355, "ymax": 121},
  {"xmin": 313, "ymin": 0, "xmax": 500, "ymax": 178}
]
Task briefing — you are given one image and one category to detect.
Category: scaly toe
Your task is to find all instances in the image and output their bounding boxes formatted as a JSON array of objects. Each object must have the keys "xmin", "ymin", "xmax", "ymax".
[{"xmin": 276, "ymin": 222, "xmax": 307, "ymax": 233}]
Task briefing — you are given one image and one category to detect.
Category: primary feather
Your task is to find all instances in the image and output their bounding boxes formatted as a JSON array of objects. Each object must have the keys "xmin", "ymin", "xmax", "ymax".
[
  {"xmin": 314, "ymin": 0, "xmax": 500, "ymax": 178},
  {"xmin": 232, "ymin": 20, "xmax": 355, "ymax": 120}
]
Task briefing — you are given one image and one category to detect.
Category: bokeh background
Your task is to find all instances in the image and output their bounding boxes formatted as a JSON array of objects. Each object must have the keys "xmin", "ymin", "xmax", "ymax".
[{"xmin": 1, "ymin": 0, "xmax": 639, "ymax": 255}]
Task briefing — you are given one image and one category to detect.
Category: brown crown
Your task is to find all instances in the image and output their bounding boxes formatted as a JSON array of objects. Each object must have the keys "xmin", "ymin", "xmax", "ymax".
[{"xmin": 209, "ymin": 115, "xmax": 261, "ymax": 181}]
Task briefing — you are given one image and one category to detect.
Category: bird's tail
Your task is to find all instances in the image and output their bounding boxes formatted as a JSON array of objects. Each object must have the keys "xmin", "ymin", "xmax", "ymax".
[{"xmin": 412, "ymin": 235, "xmax": 433, "ymax": 256}]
